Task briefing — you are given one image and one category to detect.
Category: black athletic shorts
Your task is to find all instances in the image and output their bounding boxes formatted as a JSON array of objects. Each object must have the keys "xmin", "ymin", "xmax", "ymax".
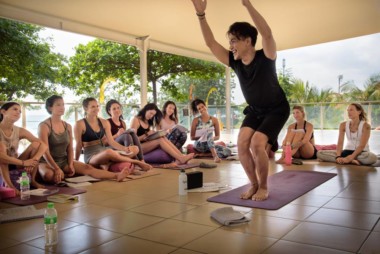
[{"xmin": 241, "ymin": 100, "xmax": 290, "ymax": 152}]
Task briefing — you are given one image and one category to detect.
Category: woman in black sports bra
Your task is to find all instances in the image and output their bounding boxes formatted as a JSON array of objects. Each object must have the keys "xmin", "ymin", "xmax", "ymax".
[
  {"xmin": 38, "ymin": 95, "xmax": 133, "ymax": 183},
  {"xmin": 276, "ymin": 105, "xmax": 317, "ymax": 164},
  {"xmin": 74, "ymin": 97, "xmax": 152, "ymax": 171}
]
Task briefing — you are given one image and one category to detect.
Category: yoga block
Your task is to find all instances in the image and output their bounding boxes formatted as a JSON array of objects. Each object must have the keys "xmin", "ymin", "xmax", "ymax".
[
  {"xmin": 186, "ymin": 171, "xmax": 203, "ymax": 189},
  {"xmin": 0, "ymin": 187, "xmax": 16, "ymax": 199}
]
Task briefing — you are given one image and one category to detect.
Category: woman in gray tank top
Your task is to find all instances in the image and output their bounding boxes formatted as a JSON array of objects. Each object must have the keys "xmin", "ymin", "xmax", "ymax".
[{"xmin": 38, "ymin": 95, "xmax": 131, "ymax": 183}]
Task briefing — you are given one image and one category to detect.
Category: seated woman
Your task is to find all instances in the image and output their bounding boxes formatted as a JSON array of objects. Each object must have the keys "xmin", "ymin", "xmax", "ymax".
[
  {"xmin": 158, "ymin": 100, "xmax": 187, "ymax": 150},
  {"xmin": 190, "ymin": 99, "xmax": 222, "ymax": 163},
  {"xmin": 0, "ymin": 102, "xmax": 47, "ymax": 195},
  {"xmin": 130, "ymin": 103, "xmax": 194, "ymax": 165},
  {"xmin": 74, "ymin": 97, "xmax": 152, "ymax": 171},
  {"xmin": 105, "ymin": 99, "xmax": 144, "ymax": 161},
  {"xmin": 276, "ymin": 105, "xmax": 317, "ymax": 164},
  {"xmin": 317, "ymin": 103, "xmax": 377, "ymax": 165},
  {"xmin": 38, "ymin": 95, "xmax": 130, "ymax": 183}
]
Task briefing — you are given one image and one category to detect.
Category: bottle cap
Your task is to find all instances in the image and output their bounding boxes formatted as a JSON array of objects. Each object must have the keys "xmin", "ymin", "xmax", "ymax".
[
  {"xmin": 47, "ymin": 202, "xmax": 54, "ymax": 208},
  {"xmin": 180, "ymin": 169, "xmax": 185, "ymax": 173},
  {"xmin": 22, "ymin": 172, "xmax": 27, "ymax": 176}
]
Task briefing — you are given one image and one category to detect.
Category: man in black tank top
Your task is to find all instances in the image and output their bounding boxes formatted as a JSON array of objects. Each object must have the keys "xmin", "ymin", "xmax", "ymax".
[{"xmin": 191, "ymin": 0, "xmax": 290, "ymax": 201}]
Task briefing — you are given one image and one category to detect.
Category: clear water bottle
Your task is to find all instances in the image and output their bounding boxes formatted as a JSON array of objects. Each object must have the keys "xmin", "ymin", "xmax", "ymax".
[
  {"xmin": 44, "ymin": 202, "xmax": 58, "ymax": 247},
  {"xmin": 178, "ymin": 169, "xmax": 187, "ymax": 196},
  {"xmin": 20, "ymin": 172, "xmax": 30, "ymax": 200},
  {"xmin": 284, "ymin": 142, "xmax": 292, "ymax": 166}
]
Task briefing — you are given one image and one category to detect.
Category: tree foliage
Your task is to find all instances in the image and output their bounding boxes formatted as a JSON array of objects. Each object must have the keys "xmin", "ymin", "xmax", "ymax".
[
  {"xmin": 66, "ymin": 39, "xmax": 226, "ymax": 104},
  {"xmin": 0, "ymin": 18, "xmax": 67, "ymax": 101}
]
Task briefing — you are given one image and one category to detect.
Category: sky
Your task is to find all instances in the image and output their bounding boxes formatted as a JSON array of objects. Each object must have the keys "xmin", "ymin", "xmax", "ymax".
[{"xmin": 40, "ymin": 28, "xmax": 380, "ymax": 104}]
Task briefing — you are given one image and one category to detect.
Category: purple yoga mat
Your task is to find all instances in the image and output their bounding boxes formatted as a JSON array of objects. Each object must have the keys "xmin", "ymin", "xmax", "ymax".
[
  {"xmin": 2, "ymin": 186, "xmax": 86, "ymax": 206},
  {"xmin": 207, "ymin": 170, "xmax": 337, "ymax": 210}
]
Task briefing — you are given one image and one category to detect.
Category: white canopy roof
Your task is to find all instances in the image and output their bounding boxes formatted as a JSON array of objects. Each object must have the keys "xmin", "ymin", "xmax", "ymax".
[{"xmin": 1, "ymin": 0, "xmax": 380, "ymax": 63}]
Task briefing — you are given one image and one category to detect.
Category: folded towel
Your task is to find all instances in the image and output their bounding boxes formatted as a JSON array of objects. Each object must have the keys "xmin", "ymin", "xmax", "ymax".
[{"xmin": 210, "ymin": 207, "xmax": 250, "ymax": 226}]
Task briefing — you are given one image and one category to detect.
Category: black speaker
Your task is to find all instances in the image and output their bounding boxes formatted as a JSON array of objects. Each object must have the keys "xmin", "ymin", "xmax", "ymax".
[{"xmin": 186, "ymin": 171, "xmax": 203, "ymax": 189}]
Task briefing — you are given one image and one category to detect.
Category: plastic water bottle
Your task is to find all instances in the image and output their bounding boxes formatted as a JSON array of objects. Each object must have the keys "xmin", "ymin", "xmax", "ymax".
[
  {"xmin": 20, "ymin": 172, "xmax": 30, "ymax": 200},
  {"xmin": 178, "ymin": 169, "xmax": 187, "ymax": 195},
  {"xmin": 44, "ymin": 202, "xmax": 58, "ymax": 247},
  {"xmin": 284, "ymin": 142, "xmax": 292, "ymax": 166}
]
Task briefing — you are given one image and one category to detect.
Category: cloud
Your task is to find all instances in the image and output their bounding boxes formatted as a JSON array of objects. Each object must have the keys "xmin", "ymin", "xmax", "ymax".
[{"xmin": 277, "ymin": 33, "xmax": 380, "ymax": 91}]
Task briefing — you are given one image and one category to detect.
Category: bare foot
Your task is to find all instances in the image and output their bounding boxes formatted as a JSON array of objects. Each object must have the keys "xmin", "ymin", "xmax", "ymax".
[
  {"xmin": 275, "ymin": 158, "xmax": 285, "ymax": 164},
  {"xmin": 252, "ymin": 187, "xmax": 268, "ymax": 201},
  {"xmin": 116, "ymin": 168, "xmax": 130, "ymax": 182},
  {"xmin": 139, "ymin": 162, "xmax": 152, "ymax": 171},
  {"xmin": 240, "ymin": 183, "xmax": 258, "ymax": 199},
  {"xmin": 214, "ymin": 156, "xmax": 221, "ymax": 163},
  {"xmin": 351, "ymin": 159, "xmax": 361, "ymax": 165},
  {"xmin": 177, "ymin": 153, "xmax": 194, "ymax": 165}
]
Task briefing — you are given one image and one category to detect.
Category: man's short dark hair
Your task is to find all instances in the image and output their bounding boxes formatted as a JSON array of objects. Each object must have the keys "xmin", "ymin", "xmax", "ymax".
[{"xmin": 227, "ymin": 22, "xmax": 258, "ymax": 47}]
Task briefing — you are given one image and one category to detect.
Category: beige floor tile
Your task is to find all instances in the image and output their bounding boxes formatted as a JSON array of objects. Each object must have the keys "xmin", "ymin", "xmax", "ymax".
[
  {"xmin": 291, "ymin": 193, "xmax": 334, "ymax": 207},
  {"xmin": 0, "ymin": 237, "xmax": 20, "ymax": 250},
  {"xmin": 225, "ymin": 213, "xmax": 299, "ymax": 239},
  {"xmin": 359, "ymin": 231, "xmax": 380, "ymax": 254},
  {"xmin": 27, "ymin": 224, "xmax": 122, "ymax": 253},
  {"xmin": 0, "ymin": 218, "xmax": 78, "ymax": 242},
  {"xmin": 165, "ymin": 192, "xmax": 218, "ymax": 206},
  {"xmin": 80, "ymin": 235, "xmax": 177, "ymax": 254},
  {"xmin": 306, "ymin": 207, "xmax": 379, "ymax": 230},
  {"xmin": 59, "ymin": 204, "xmax": 121, "ymax": 223},
  {"xmin": 337, "ymin": 182, "xmax": 380, "ymax": 201},
  {"xmin": 78, "ymin": 189, "xmax": 126, "ymax": 204},
  {"xmin": 0, "ymin": 243, "xmax": 45, "ymax": 254},
  {"xmin": 283, "ymin": 222, "xmax": 369, "ymax": 252},
  {"xmin": 171, "ymin": 204, "xmax": 225, "ymax": 227},
  {"xmin": 253, "ymin": 203, "xmax": 319, "ymax": 220},
  {"xmin": 183, "ymin": 228, "xmax": 276, "ymax": 254},
  {"xmin": 374, "ymin": 220, "xmax": 380, "ymax": 232},
  {"xmin": 263, "ymin": 240, "xmax": 352, "ymax": 254},
  {"xmin": 129, "ymin": 200, "xmax": 196, "ymax": 218},
  {"xmin": 85, "ymin": 210, "xmax": 165, "ymax": 234},
  {"xmin": 90, "ymin": 194, "xmax": 156, "ymax": 210},
  {"xmin": 170, "ymin": 249, "xmax": 205, "ymax": 254},
  {"xmin": 129, "ymin": 219, "xmax": 215, "ymax": 247},
  {"xmin": 324, "ymin": 197, "xmax": 380, "ymax": 215}
]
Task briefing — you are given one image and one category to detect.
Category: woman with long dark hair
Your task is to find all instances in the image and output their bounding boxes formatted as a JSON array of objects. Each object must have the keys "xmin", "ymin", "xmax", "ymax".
[
  {"xmin": 159, "ymin": 101, "xmax": 187, "ymax": 150},
  {"xmin": 317, "ymin": 103, "xmax": 377, "ymax": 165},
  {"xmin": 0, "ymin": 102, "xmax": 47, "ymax": 194},
  {"xmin": 130, "ymin": 103, "xmax": 194, "ymax": 165}
]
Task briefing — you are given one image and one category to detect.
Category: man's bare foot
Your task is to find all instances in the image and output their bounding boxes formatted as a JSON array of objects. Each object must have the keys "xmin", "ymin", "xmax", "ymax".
[
  {"xmin": 177, "ymin": 153, "xmax": 194, "ymax": 165},
  {"xmin": 351, "ymin": 159, "xmax": 361, "ymax": 165},
  {"xmin": 240, "ymin": 183, "xmax": 258, "ymax": 199},
  {"xmin": 214, "ymin": 156, "xmax": 221, "ymax": 163},
  {"xmin": 275, "ymin": 156, "xmax": 285, "ymax": 164},
  {"xmin": 116, "ymin": 168, "xmax": 130, "ymax": 182},
  {"xmin": 252, "ymin": 187, "xmax": 268, "ymax": 201}
]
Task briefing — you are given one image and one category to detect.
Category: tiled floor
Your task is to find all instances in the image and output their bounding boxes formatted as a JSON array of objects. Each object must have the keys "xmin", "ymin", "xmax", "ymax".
[{"xmin": 1, "ymin": 151, "xmax": 379, "ymax": 253}]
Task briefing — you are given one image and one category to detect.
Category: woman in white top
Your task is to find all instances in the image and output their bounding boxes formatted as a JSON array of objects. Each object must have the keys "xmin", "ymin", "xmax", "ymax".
[
  {"xmin": 317, "ymin": 103, "xmax": 377, "ymax": 165},
  {"xmin": 159, "ymin": 101, "xmax": 187, "ymax": 150},
  {"xmin": 0, "ymin": 102, "xmax": 47, "ymax": 195}
]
